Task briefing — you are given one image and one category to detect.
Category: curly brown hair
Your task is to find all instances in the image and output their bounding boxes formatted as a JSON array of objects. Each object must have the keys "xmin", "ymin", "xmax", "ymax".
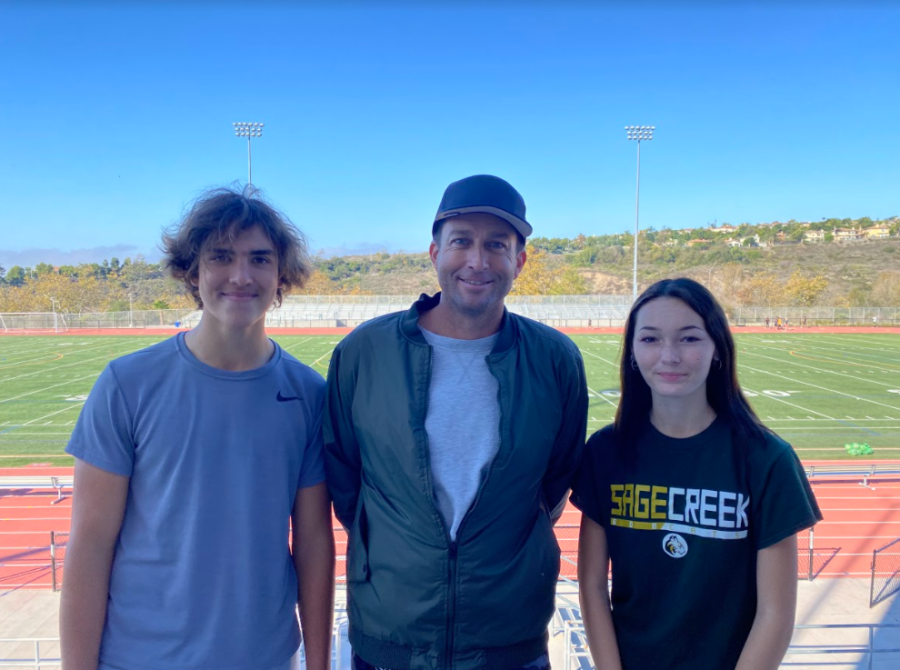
[{"xmin": 162, "ymin": 185, "xmax": 311, "ymax": 308}]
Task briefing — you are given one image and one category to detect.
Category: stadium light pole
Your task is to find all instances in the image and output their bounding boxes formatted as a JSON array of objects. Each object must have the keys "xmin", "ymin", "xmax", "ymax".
[
  {"xmin": 233, "ymin": 122, "xmax": 264, "ymax": 185},
  {"xmin": 626, "ymin": 125, "xmax": 654, "ymax": 303}
]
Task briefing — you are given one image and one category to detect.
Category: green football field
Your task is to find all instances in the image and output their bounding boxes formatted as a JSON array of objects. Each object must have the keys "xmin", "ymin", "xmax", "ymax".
[{"xmin": 1, "ymin": 332, "xmax": 898, "ymax": 467}]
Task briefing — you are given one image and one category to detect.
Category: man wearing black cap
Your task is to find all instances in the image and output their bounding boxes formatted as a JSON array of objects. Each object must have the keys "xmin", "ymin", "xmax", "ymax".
[{"xmin": 324, "ymin": 175, "xmax": 589, "ymax": 670}]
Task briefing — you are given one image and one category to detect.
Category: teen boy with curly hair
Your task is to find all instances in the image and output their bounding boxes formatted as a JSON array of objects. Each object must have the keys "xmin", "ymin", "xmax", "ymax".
[{"xmin": 60, "ymin": 186, "xmax": 334, "ymax": 670}]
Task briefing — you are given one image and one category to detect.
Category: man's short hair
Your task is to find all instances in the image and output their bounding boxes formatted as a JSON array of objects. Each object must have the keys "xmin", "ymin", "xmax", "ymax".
[
  {"xmin": 162, "ymin": 185, "xmax": 311, "ymax": 308},
  {"xmin": 432, "ymin": 219, "xmax": 526, "ymax": 253}
]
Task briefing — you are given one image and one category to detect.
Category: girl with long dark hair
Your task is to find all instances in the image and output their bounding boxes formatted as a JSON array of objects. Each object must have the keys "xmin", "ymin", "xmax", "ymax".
[{"xmin": 572, "ymin": 278, "xmax": 821, "ymax": 670}]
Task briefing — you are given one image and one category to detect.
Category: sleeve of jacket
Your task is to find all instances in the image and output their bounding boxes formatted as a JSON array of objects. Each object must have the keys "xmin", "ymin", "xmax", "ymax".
[
  {"xmin": 543, "ymin": 344, "xmax": 589, "ymax": 522},
  {"xmin": 323, "ymin": 343, "xmax": 361, "ymax": 530}
]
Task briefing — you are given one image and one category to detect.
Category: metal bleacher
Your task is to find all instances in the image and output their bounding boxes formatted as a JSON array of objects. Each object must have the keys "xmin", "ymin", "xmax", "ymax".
[{"xmin": 259, "ymin": 295, "xmax": 634, "ymax": 329}]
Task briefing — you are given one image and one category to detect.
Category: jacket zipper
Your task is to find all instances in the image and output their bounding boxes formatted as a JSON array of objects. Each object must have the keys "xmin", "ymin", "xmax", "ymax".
[
  {"xmin": 419, "ymin": 345, "xmax": 458, "ymax": 668},
  {"xmin": 443, "ymin": 355, "xmax": 504, "ymax": 667},
  {"xmin": 454, "ymin": 354, "xmax": 504, "ymax": 542},
  {"xmin": 446, "ymin": 540, "xmax": 458, "ymax": 669},
  {"xmin": 426, "ymin": 348, "xmax": 506, "ymax": 669}
]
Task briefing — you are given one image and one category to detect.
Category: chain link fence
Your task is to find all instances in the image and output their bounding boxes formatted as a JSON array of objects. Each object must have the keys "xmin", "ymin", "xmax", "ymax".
[
  {"xmin": 870, "ymin": 536, "xmax": 900, "ymax": 607},
  {"xmin": 0, "ymin": 309, "xmax": 196, "ymax": 331},
  {"xmin": 3, "ymin": 300, "xmax": 898, "ymax": 331},
  {"xmin": 730, "ymin": 306, "xmax": 900, "ymax": 327}
]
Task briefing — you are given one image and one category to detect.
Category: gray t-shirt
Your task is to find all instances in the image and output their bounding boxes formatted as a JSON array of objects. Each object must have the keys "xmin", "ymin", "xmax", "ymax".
[
  {"xmin": 66, "ymin": 333, "xmax": 325, "ymax": 670},
  {"xmin": 420, "ymin": 327, "xmax": 500, "ymax": 541}
]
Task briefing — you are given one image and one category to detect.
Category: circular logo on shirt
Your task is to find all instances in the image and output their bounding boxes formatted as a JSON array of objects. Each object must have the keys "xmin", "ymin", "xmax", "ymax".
[{"xmin": 662, "ymin": 533, "xmax": 688, "ymax": 558}]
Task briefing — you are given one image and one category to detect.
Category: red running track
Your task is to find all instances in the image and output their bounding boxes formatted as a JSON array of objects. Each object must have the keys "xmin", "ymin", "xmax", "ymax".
[{"xmin": 3, "ymin": 464, "xmax": 899, "ymax": 590}]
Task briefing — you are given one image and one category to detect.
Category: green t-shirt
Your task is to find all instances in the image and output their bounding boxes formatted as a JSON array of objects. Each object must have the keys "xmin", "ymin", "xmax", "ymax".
[{"xmin": 570, "ymin": 417, "xmax": 822, "ymax": 670}]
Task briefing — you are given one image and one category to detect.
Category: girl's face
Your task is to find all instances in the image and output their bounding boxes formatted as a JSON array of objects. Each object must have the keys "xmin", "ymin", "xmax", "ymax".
[{"xmin": 632, "ymin": 297, "xmax": 718, "ymax": 408}]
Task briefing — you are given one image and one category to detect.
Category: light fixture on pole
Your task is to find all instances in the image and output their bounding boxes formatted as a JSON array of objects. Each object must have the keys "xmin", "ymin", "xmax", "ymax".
[
  {"xmin": 233, "ymin": 122, "xmax": 264, "ymax": 185},
  {"xmin": 625, "ymin": 125, "xmax": 654, "ymax": 302}
]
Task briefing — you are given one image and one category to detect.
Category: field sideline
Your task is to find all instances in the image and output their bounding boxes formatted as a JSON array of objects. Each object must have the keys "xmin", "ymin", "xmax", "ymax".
[{"xmin": 1, "ymin": 331, "xmax": 899, "ymax": 466}]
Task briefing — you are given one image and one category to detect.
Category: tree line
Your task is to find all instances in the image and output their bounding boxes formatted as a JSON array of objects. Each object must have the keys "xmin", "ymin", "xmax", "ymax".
[{"xmin": 2, "ymin": 214, "xmax": 898, "ymax": 313}]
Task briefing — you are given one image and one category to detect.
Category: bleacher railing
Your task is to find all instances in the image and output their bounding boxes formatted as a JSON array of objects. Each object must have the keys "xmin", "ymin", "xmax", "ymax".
[
  {"xmin": 557, "ymin": 622, "xmax": 900, "ymax": 670},
  {"xmin": 870, "ymin": 536, "xmax": 900, "ymax": 607},
  {"xmin": 49, "ymin": 531, "xmax": 68, "ymax": 593}
]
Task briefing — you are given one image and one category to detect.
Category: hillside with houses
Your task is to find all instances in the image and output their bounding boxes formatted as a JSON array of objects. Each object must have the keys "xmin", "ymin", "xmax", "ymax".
[{"xmin": 1, "ymin": 216, "xmax": 898, "ymax": 313}]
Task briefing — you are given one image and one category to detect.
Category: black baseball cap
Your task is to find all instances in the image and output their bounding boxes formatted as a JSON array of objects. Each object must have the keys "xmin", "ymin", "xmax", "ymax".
[{"xmin": 433, "ymin": 175, "xmax": 532, "ymax": 239}]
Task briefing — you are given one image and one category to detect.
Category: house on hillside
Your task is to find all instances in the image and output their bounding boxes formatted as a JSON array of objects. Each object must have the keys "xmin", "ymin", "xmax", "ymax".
[
  {"xmin": 803, "ymin": 229, "xmax": 826, "ymax": 242},
  {"xmin": 834, "ymin": 228, "xmax": 864, "ymax": 242},
  {"xmin": 724, "ymin": 238, "xmax": 742, "ymax": 247},
  {"xmin": 864, "ymin": 225, "xmax": 890, "ymax": 239},
  {"xmin": 709, "ymin": 224, "xmax": 737, "ymax": 234}
]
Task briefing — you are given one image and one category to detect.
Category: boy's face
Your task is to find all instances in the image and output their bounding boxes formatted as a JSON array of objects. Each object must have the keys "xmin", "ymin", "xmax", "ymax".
[{"xmin": 191, "ymin": 225, "xmax": 280, "ymax": 333}]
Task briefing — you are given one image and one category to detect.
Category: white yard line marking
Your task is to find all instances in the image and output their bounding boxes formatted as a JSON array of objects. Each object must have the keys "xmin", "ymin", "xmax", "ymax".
[
  {"xmin": 769, "ymin": 426, "xmax": 900, "ymax": 431},
  {"xmin": 0, "ymin": 349, "xmax": 126, "ymax": 385},
  {"xmin": 281, "ymin": 337, "xmax": 315, "ymax": 352},
  {"xmin": 0, "ymin": 374, "xmax": 98, "ymax": 404},
  {"xmin": 800, "ymin": 334, "xmax": 900, "ymax": 352},
  {"xmin": 742, "ymin": 347, "xmax": 900, "ymax": 389},
  {"xmin": 739, "ymin": 364, "xmax": 900, "ymax": 412},
  {"xmin": 17, "ymin": 403, "xmax": 85, "ymax": 427},
  {"xmin": 587, "ymin": 387, "xmax": 618, "ymax": 408},
  {"xmin": 779, "ymin": 340, "xmax": 900, "ymax": 365},
  {"xmin": 0, "ymin": 432, "xmax": 76, "ymax": 435},
  {"xmin": 742, "ymin": 386, "xmax": 835, "ymax": 419},
  {"xmin": 580, "ymin": 349, "xmax": 619, "ymax": 367}
]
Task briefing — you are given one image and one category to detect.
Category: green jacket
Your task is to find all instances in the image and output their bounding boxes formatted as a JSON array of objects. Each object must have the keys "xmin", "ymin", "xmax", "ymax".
[{"xmin": 324, "ymin": 294, "xmax": 588, "ymax": 670}]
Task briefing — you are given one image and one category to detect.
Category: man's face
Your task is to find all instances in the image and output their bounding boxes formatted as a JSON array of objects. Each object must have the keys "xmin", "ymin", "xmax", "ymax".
[
  {"xmin": 430, "ymin": 213, "xmax": 526, "ymax": 320},
  {"xmin": 191, "ymin": 225, "xmax": 280, "ymax": 333}
]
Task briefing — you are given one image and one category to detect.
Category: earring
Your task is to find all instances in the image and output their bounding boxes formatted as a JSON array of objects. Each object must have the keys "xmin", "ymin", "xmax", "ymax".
[
  {"xmin": 714, "ymin": 359, "xmax": 723, "ymax": 370},
  {"xmin": 630, "ymin": 354, "xmax": 639, "ymax": 371}
]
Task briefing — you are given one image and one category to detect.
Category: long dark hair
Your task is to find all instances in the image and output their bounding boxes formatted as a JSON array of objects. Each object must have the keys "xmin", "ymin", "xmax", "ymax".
[{"xmin": 614, "ymin": 278, "xmax": 769, "ymax": 447}]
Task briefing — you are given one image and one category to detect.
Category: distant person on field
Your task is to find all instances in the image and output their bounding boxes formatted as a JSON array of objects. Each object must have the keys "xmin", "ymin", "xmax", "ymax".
[
  {"xmin": 60, "ymin": 186, "xmax": 335, "ymax": 670},
  {"xmin": 764, "ymin": 316, "xmax": 770, "ymax": 329},
  {"xmin": 573, "ymin": 278, "xmax": 822, "ymax": 670},
  {"xmin": 324, "ymin": 175, "xmax": 589, "ymax": 670}
]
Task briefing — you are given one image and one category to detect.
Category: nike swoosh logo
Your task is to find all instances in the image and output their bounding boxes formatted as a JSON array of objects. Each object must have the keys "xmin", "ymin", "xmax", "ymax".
[{"xmin": 276, "ymin": 391, "xmax": 301, "ymax": 402}]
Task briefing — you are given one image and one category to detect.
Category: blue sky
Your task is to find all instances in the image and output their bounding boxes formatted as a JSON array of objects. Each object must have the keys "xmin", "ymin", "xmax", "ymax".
[{"xmin": 1, "ymin": 2, "xmax": 898, "ymax": 267}]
